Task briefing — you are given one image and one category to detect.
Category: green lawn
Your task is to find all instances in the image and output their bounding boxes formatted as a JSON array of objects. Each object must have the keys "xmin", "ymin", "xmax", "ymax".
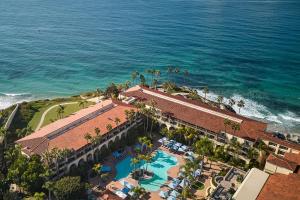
[
  {"xmin": 28, "ymin": 101, "xmax": 94, "ymax": 130},
  {"xmin": 42, "ymin": 102, "xmax": 94, "ymax": 127},
  {"xmin": 192, "ymin": 181, "xmax": 204, "ymax": 190}
]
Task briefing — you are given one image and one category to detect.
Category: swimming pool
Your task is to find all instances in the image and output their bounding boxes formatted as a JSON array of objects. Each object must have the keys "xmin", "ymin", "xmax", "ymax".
[{"xmin": 115, "ymin": 150, "xmax": 178, "ymax": 191}]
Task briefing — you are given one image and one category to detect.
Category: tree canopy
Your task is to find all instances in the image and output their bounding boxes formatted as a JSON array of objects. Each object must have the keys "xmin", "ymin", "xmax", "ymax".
[{"xmin": 53, "ymin": 176, "xmax": 86, "ymax": 200}]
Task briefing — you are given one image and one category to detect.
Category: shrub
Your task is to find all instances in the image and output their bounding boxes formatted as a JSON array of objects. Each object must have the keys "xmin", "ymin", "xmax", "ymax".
[{"xmin": 53, "ymin": 176, "xmax": 86, "ymax": 200}]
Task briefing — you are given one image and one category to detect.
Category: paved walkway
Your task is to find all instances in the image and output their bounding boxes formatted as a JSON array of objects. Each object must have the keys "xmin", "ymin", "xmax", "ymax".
[{"xmin": 35, "ymin": 102, "xmax": 78, "ymax": 131}]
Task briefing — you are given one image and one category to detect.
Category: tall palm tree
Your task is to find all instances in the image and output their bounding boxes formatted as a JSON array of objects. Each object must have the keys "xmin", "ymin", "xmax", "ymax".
[
  {"xmin": 78, "ymin": 101, "xmax": 85, "ymax": 109},
  {"xmin": 0, "ymin": 127, "xmax": 7, "ymax": 148},
  {"xmin": 152, "ymin": 79, "xmax": 158, "ymax": 89},
  {"xmin": 114, "ymin": 117, "xmax": 121, "ymax": 127},
  {"xmin": 203, "ymin": 86, "xmax": 209, "ymax": 100},
  {"xmin": 84, "ymin": 133, "xmax": 92, "ymax": 144},
  {"xmin": 228, "ymin": 98, "xmax": 235, "ymax": 107},
  {"xmin": 93, "ymin": 128, "xmax": 102, "ymax": 145},
  {"xmin": 231, "ymin": 122, "xmax": 241, "ymax": 135},
  {"xmin": 223, "ymin": 119, "xmax": 231, "ymax": 133},
  {"xmin": 92, "ymin": 163, "xmax": 102, "ymax": 176},
  {"xmin": 139, "ymin": 74, "xmax": 146, "ymax": 86},
  {"xmin": 237, "ymin": 100, "xmax": 245, "ymax": 113},
  {"xmin": 124, "ymin": 80, "xmax": 131, "ymax": 90},
  {"xmin": 217, "ymin": 95, "xmax": 224, "ymax": 106},
  {"xmin": 131, "ymin": 157, "xmax": 140, "ymax": 173},
  {"xmin": 106, "ymin": 124, "xmax": 113, "ymax": 132},
  {"xmin": 56, "ymin": 105, "xmax": 65, "ymax": 119}
]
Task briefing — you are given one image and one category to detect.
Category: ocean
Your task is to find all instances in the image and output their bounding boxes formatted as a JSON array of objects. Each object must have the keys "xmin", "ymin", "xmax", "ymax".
[{"xmin": 0, "ymin": 0, "xmax": 299, "ymax": 134}]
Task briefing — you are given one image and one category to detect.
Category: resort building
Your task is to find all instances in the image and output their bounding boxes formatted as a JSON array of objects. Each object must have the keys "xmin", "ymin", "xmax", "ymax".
[
  {"xmin": 264, "ymin": 152, "xmax": 300, "ymax": 175},
  {"xmin": 16, "ymin": 100, "xmax": 138, "ymax": 178},
  {"xmin": 120, "ymin": 85, "xmax": 300, "ymax": 161},
  {"xmin": 233, "ymin": 168, "xmax": 300, "ymax": 200}
]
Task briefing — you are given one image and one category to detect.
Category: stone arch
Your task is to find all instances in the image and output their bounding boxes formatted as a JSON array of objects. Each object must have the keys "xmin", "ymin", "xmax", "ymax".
[
  {"xmin": 94, "ymin": 149, "xmax": 100, "ymax": 162},
  {"xmin": 160, "ymin": 123, "xmax": 167, "ymax": 130},
  {"xmin": 78, "ymin": 158, "xmax": 85, "ymax": 166},
  {"xmin": 69, "ymin": 163, "xmax": 77, "ymax": 173},
  {"xmin": 108, "ymin": 140, "xmax": 115, "ymax": 152},
  {"xmin": 87, "ymin": 154, "xmax": 93, "ymax": 162},
  {"xmin": 113, "ymin": 136, "xmax": 121, "ymax": 150},
  {"xmin": 99, "ymin": 145, "xmax": 109, "ymax": 161}
]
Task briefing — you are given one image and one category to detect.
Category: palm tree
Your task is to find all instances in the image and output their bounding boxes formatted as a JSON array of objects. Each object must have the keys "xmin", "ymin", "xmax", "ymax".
[
  {"xmin": 92, "ymin": 163, "xmax": 102, "ymax": 175},
  {"xmin": 203, "ymin": 86, "xmax": 209, "ymax": 100},
  {"xmin": 237, "ymin": 100, "xmax": 245, "ymax": 113},
  {"xmin": 131, "ymin": 157, "xmax": 140, "ymax": 173},
  {"xmin": 228, "ymin": 98, "xmax": 235, "ymax": 107},
  {"xmin": 92, "ymin": 128, "xmax": 102, "ymax": 145},
  {"xmin": 223, "ymin": 119, "xmax": 231, "ymax": 133},
  {"xmin": 217, "ymin": 95, "xmax": 224, "ymax": 106},
  {"xmin": 124, "ymin": 80, "xmax": 131, "ymax": 90},
  {"xmin": 149, "ymin": 99, "xmax": 157, "ymax": 137},
  {"xmin": 84, "ymin": 133, "xmax": 92, "ymax": 144},
  {"xmin": 140, "ymin": 74, "xmax": 146, "ymax": 86},
  {"xmin": 195, "ymin": 136, "xmax": 214, "ymax": 166},
  {"xmin": 180, "ymin": 186, "xmax": 192, "ymax": 199},
  {"xmin": 155, "ymin": 69, "xmax": 161, "ymax": 83},
  {"xmin": 131, "ymin": 71, "xmax": 139, "ymax": 85},
  {"xmin": 131, "ymin": 186, "xmax": 146, "ymax": 200},
  {"xmin": 56, "ymin": 105, "xmax": 65, "ymax": 119},
  {"xmin": 152, "ymin": 79, "xmax": 158, "ymax": 89},
  {"xmin": 114, "ymin": 117, "xmax": 121, "ymax": 127},
  {"xmin": 231, "ymin": 122, "xmax": 241, "ymax": 135},
  {"xmin": 78, "ymin": 101, "xmax": 85, "ymax": 109},
  {"xmin": 106, "ymin": 124, "xmax": 113, "ymax": 132},
  {"xmin": 230, "ymin": 138, "xmax": 242, "ymax": 160}
]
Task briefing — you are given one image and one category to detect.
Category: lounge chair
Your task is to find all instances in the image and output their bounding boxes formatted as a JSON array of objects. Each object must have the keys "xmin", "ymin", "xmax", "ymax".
[{"xmin": 167, "ymin": 196, "xmax": 176, "ymax": 200}]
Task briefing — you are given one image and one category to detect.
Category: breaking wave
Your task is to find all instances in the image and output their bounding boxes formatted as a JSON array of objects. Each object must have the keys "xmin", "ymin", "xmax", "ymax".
[
  {"xmin": 196, "ymin": 89, "xmax": 300, "ymax": 135},
  {"xmin": 0, "ymin": 92, "xmax": 33, "ymax": 110}
]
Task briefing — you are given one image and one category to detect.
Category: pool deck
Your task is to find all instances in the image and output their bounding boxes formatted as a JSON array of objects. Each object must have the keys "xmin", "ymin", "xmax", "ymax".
[{"xmin": 91, "ymin": 138, "xmax": 230, "ymax": 200}]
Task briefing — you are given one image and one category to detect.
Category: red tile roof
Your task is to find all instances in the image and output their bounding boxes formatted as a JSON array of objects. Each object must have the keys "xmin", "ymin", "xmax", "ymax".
[
  {"xmin": 123, "ymin": 86, "xmax": 300, "ymax": 151},
  {"xmin": 16, "ymin": 100, "xmax": 136, "ymax": 155},
  {"xmin": 123, "ymin": 86, "xmax": 266, "ymax": 141},
  {"xmin": 284, "ymin": 152, "xmax": 300, "ymax": 165},
  {"xmin": 257, "ymin": 173, "xmax": 300, "ymax": 200},
  {"xmin": 266, "ymin": 154, "xmax": 298, "ymax": 171}
]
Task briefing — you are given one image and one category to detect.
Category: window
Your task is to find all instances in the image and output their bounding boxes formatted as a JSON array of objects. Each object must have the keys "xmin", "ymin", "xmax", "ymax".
[{"xmin": 279, "ymin": 145, "xmax": 288, "ymax": 150}]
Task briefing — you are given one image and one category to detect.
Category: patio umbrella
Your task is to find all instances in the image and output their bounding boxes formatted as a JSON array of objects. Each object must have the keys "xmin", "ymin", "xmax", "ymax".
[
  {"xmin": 158, "ymin": 139, "xmax": 163, "ymax": 143},
  {"xmin": 125, "ymin": 182, "xmax": 134, "ymax": 190},
  {"xmin": 181, "ymin": 145, "xmax": 188, "ymax": 151},
  {"xmin": 168, "ymin": 182, "xmax": 178, "ymax": 189},
  {"xmin": 159, "ymin": 191, "xmax": 168, "ymax": 198},
  {"xmin": 115, "ymin": 190, "xmax": 127, "ymax": 199},
  {"xmin": 162, "ymin": 137, "xmax": 167, "ymax": 141},
  {"xmin": 167, "ymin": 196, "xmax": 177, "ymax": 200},
  {"xmin": 179, "ymin": 179, "xmax": 188, "ymax": 188},
  {"xmin": 194, "ymin": 169, "xmax": 202, "ymax": 177},
  {"xmin": 175, "ymin": 142, "xmax": 182, "ymax": 147},
  {"xmin": 170, "ymin": 190, "xmax": 180, "ymax": 197}
]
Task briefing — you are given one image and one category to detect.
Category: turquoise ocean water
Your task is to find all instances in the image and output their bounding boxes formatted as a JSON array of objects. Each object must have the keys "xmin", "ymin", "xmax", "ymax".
[{"xmin": 0, "ymin": 0, "xmax": 299, "ymax": 133}]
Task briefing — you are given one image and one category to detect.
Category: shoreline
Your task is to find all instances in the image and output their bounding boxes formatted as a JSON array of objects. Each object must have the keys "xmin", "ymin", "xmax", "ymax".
[{"xmin": 1, "ymin": 88, "xmax": 300, "ymax": 137}]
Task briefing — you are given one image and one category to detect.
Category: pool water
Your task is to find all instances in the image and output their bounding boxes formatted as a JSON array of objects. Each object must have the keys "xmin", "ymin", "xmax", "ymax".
[{"xmin": 115, "ymin": 150, "xmax": 178, "ymax": 191}]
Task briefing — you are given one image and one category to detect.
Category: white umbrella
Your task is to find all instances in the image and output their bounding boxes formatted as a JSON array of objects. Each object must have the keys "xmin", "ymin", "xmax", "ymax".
[
  {"xmin": 159, "ymin": 191, "xmax": 168, "ymax": 198},
  {"xmin": 179, "ymin": 179, "xmax": 189, "ymax": 188}
]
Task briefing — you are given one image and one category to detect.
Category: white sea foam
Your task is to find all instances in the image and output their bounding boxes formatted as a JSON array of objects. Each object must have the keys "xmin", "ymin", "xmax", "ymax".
[
  {"xmin": 196, "ymin": 89, "xmax": 300, "ymax": 134},
  {"xmin": 0, "ymin": 92, "xmax": 33, "ymax": 110}
]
